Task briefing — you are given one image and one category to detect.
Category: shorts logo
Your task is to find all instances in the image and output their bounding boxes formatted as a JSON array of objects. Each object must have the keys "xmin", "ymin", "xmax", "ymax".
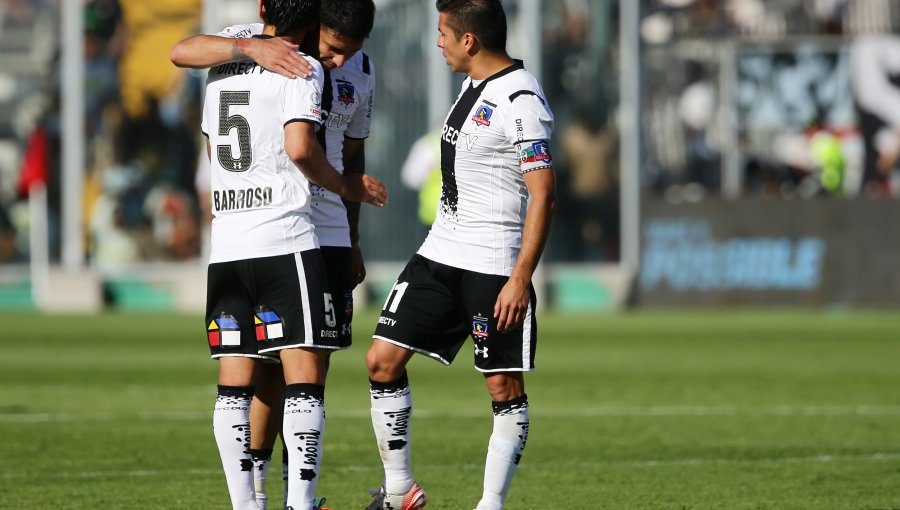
[
  {"xmin": 254, "ymin": 308, "xmax": 284, "ymax": 342},
  {"xmin": 520, "ymin": 141, "xmax": 552, "ymax": 164},
  {"xmin": 472, "ymin": 315, "xmax": 490, "ymax": 340},
  {"xmin": 344, "ymin": 293, "xmax": 353, "ymax": 316},
  {"xmin": 337, "ymin": 80, "xmax": 355, "ymax": 104},
  {"xmin": 208, "ymin": 314, "xmax": 241, "ymax": 347},
  {"xmin": 472, "ymin": 104, "xmax": 494, "ymax": 126}
]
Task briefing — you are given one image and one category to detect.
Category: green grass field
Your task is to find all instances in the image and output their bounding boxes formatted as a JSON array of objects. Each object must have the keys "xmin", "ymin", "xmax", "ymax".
[{"xmin": 1, "ymin": 309, "xmax": 899, "ymax": 509}]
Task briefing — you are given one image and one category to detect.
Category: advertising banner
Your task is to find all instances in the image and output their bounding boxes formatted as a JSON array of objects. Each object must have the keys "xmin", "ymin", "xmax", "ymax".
[{"xmin": 638, "ymin": 200, "xmax": 900, "ymax": 306}]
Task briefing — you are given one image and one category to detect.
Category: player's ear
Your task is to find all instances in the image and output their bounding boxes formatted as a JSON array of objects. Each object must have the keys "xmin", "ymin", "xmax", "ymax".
[
  {"xmin": 464, "ymin": 32, "xmax": 478, "ymax": 53},
  {"xmin": 258, "ymin": 0, "xmax": 265, "ymax": 18}
]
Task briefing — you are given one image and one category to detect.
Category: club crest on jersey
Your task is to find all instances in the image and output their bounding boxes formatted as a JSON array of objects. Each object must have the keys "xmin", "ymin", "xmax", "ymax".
[
  {"xmin": 208, "ymin": 314, "xmax": 241, "ymax": 347},
  {"xmin": 336, "ymin": 81, "xmax": 355, "ymax": 104},
  {"xmin": 254, "ymin": 308, "xmax": 284, "ymax": 342},
  {"xmin": 520, "ymin": 141, "xmax": 552, "ymax": 164},
  {"xmin": 472, "ymin": 104, "xmax": 494, "ymax": 126},
  {"xmin": 472, "ymin": 315, "xmax": 490, "ymax": 340}
]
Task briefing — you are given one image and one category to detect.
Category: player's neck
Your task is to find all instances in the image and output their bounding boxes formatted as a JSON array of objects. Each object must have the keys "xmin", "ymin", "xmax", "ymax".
[
  {"xmin": 467, "ymin": 52, "xmax": 515, "ymax": 81},
  {"xmin": 262, "ymin": 24, "xmax": 309, "ymax": 46}
]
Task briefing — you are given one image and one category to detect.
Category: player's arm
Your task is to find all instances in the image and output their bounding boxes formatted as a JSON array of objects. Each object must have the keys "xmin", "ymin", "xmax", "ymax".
[
  {"xmin": 494, "ymin": 167, "xmax": 556, "ymax": 333},
  {"xmin": 169, "ymin": 34, "xmax": 311, "ymax": 79},
  {"xmin": 342, "ymin": 138, "xmax": 367, "ymax": 287},
  {"xmin": 285, "ymin": 122, "xmax": 386, "ymax": 207}
]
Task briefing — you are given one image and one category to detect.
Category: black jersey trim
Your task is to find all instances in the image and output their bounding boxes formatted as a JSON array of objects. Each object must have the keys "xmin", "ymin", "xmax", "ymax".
[
  {"xmin": 316, "ymin": 69, "xmax": 333, "ymax": 152},
  {"xmin": 362, "ymin": 53, "xmax": 371, "ymax": 75},
  {"xmin": 283, "ymin": 118, "xmax": 321, "ymax": 127},
  {"xmin": 344, "ymin": 135, "xmax": 368, "ymax": 140},
  {"xmin": 480, "ymin": 59, "xmax": 525, "ymax": 85},
  {"xmin": 509, "ymin": 90, "xmax": 544, "ymax": 104},
  {"xmin": 201, "ymin": 130, "xmax": 208, "ymax": 137},
  {"xmin": 251, "ymin": 34, "xmax": 274, "ymax": 39}
]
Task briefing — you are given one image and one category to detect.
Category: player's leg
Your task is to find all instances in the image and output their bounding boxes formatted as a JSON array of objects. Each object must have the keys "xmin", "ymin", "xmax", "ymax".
[
  {"xmin": 365, "ymin": 339, "xmax": 418, "ymax": 500},
  {"xmin": 253, "ymin": 250, "xmax": 338, "ymax": 510},
  {"xmin": 477, "ymin": 373, "xmax": 529, "ymax": 510},
  {"xmin": 463, "ymin": 272, "xmax": 536, "ymax": 510},
  {"xmin": 207, "ymin": 260, "xmax": 266, "ymax": 510},
  {"xmin": 214, "ymin": 357, "xmax": 259, "ymax": 510},
  {"xmin": 280, "ymin": 347, "xmax": 331, "ymax": 510},
  {"xmin": 249, "ymin": 361, "xmax": 286, "ymax": 510},
  {"xmin": 366, "ymin": 255, "xmax": 469, "ymax": 509}
]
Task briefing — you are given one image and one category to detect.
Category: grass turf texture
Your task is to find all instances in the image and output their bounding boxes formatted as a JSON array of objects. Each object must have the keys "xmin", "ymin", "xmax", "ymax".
[{"xmin": 1, "ymin": 310, "xmax": 899, "ymax": 509}]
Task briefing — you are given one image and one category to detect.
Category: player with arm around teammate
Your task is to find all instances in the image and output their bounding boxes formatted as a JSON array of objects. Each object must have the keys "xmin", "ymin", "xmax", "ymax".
[
  {"xmin": 173, "ymin": 1, "xmax": 378, "ymax": 508},
  {"xmin": 196, "ymin": 1, "xmax": 385, "ymax": 509},
  {"xmin": 363, "ymin": 1, "xmax": 556, "ymax": 509}
]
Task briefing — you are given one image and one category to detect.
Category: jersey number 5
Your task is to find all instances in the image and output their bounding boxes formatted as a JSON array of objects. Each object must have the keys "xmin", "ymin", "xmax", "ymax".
[{"xmin": 218, "ymin": 91, "xmax": 253, "ymax": 172}]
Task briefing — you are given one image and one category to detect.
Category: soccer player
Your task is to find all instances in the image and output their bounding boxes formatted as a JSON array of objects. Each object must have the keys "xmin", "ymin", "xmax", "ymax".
[
  {"xmin": 192, "ymin": 1, "xmax": 384, "ymax": 509},
  {"xmin": 364, "ymin": 1, "xmax": 556, "ymax": 509}
]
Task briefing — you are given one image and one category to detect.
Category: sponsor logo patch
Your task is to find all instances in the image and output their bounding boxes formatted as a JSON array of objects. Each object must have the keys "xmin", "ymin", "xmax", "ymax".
[
  {"xmin": 208, "ymin": 314, "xmax": 241, "ymax": 347},
  {"xmin": 520, "ymin": 141, "xmax": 552, "ymax": 165},
  {"xmin": 254, "ymin": 308, "xmax": 284, "ymax": 342}
]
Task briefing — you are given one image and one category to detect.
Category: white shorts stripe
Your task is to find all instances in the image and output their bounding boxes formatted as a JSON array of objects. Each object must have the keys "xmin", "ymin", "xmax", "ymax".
[
  {"xmin": 521, "ymin": 298, "xmax": 533, "ymax": 369},
  {"xmin": 294, "ymin": 252, "xmax": 314, "ymax": 344}
]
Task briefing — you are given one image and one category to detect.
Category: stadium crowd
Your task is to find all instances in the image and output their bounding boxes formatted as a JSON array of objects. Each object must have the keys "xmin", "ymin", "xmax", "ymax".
[{"xmin": 1, "ymin": 0, "xmax": 899, "ymax": 269}]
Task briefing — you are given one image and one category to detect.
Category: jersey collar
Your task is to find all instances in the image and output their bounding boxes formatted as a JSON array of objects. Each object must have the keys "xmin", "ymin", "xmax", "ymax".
[{"xmin": 470, "ymin": 59, "xmax": 524, "ymax": 90}]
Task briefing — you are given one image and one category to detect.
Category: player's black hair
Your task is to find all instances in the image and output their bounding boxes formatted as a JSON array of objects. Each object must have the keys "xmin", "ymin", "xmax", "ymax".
[
  {"xmin": 436, "ymin": 0, "xmax": 507, "ymax": 54},
  {"xmin": 261, "ymin": 0, "xmax": 319, "ymax": 36},
  {"xmin": 321, "ymin": 0, "xmax": 376, "ymax": 40}
]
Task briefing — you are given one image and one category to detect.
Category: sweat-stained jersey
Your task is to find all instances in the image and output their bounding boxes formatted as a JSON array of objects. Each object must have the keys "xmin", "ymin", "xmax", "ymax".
[
  {"xmin": 201, "ymin": 35, "xmax": 325, "ymax": 263},
  {"xmin": 417, "ymin": 61, "xmax": 554, "ymax": 276},
  {"xmin": 217, "ymin": 23, "xmax": 376, "ymax": 247}
]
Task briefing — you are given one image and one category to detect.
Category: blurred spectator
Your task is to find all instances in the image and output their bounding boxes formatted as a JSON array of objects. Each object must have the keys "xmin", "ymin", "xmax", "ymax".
[
  {"xmin": 400, "ymin": 130, "xmax": 442, "ymax": 229},
  {"xmin": 678, "ymin": 61, "xmax": 720, "ymax": 193},
  {"xmin": 559, "ymin": 107, "xmax": 619, "ymax": 261},
  {"xmin": 851, "ymin": 34, "xmax": 900, "ymax": 197}
]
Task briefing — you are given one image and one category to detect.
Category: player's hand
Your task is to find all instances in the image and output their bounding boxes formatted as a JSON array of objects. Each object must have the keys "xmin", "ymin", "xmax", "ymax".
[
  {"xmin": 343, "ymin": 174, "xmax": 387, "ymax": 207},
  {"xmin": 494, "ymin": 276, "xmax": 530, "ymax": 333},
  {"xmin": 350, "ymin": 243, "xmax": 366, "ymax": 289},
  {"xmin": 241, "ymin": 37, "xmax": 312, "ymax": 79}
]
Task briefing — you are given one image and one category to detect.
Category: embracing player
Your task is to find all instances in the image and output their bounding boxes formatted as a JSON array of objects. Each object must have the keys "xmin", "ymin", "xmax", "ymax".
[{"xmin": 178, "ymin": 1, "xmax": 384, "ymax": 509}]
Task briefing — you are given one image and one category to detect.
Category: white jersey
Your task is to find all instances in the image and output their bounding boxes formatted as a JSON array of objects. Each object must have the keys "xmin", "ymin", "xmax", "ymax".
[
  {"xmin": 417, "ymin": 61, "xmax": 554, "ymax": 276},
  {"xmin": 217, "ymin": 24, "xmax": 375, "ymax": 247},
  {"xmin": 201, "ymin": 35, "xmax": 325, "ymax": 263}
]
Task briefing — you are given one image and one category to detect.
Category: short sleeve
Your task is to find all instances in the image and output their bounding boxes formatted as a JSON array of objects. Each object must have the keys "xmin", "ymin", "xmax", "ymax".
[
  {"xmin": 346, "ymin": 65, "xmax": 375, "ymax": 139},
  {"xmin": 283, "ymin": 56, "xmax": 325, "ymax": 127},
  {"xmin": 214, "ymin": 23, "xmax": 263, "ymax": 38},
  {"xmin": 504, "ymin": 92, "xmax": 553, "ymax": 144},
  {"xmin": 505, "ymin": 92, "xmax": 555, "ymax": 173}
]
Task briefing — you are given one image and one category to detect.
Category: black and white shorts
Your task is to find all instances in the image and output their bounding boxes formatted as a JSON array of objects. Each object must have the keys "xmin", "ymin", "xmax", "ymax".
[
  {"xmin": 205, "ymin": 250, "xmax": 344, "ymax": 361},
  {"xmin": 320, "ymin": 246, "xmax": 354, "ymax": 346},
  {"xmin": 373, "ymin": 254, "xmax": 537, "ymax": 372}
]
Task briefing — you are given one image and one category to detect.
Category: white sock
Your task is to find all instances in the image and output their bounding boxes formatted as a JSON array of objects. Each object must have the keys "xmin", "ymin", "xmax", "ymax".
[
  {"xmin": 282, "ymin": 446, "xmax": 289, "ymax": 509},
  {"xmin": 282, "ymin": 383, "xmax": 325, "ymax": 510},
  {"xmin": 250, "ymin": 448, "xmax": 273, "ymax": 510},
  {"xmin": 213, "ymin": 385, "xmax": 258, "ymax": 510},
  {"xmin": 370, "ymin": 373, "xmax": 415, "ymax": 496},
  {"xmin": 477, "ymin": 395, "xmax": 530, "ymax": 510}
]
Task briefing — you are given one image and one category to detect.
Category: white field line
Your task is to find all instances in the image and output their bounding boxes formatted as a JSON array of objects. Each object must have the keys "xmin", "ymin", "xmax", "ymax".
[
  {"xmin": 2, "ymin": 453, "xmax": 900, "ymax": 481},
  {"xmin": 3, "ymin": 405, "xmax": 900, "ymax": 423}
]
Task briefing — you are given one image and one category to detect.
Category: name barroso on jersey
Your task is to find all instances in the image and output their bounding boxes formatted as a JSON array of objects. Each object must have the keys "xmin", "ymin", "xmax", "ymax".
[
  {"xmin": 215, "ymin": 23, "xmax": 376, "ymax": 249},
  {"xmin": 201, "ymin": 38, "xmax": 326, "ymax": 264}
]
